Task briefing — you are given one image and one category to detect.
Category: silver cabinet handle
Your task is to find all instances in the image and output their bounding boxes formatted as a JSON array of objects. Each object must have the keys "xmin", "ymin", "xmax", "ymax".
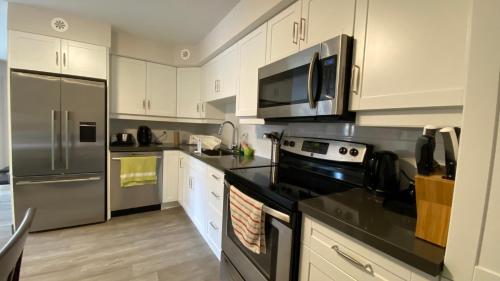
[
  {"xmin": 64, "ymin": 110, "xmax": 69, "ymax": 170},
  {"xmin": 331, "ymin": 245, "xmax": 374, "ymax": 275},
  {"xmin": 56, "ymin": 51, "xmax": 59, "ymax": 66},
  {"xmin": 16, "ymin": 176, "xmax": 101, "ymax": 186},
  {"xmin": 197, "ymin": 103, "xmax": 200, "ymax": 112},
  {"xmin": 292, "ymin": 22, "xmax": 299, "ymax": 44},
  {"xmin": 148, "ymin": 100, "xmax": 151, "ymax": 109},
  {"xmin": 211, "ymin": 191, "xmax": 221, "ymax": 198},
  {"xmin": 209, "ymin": 221, "xmax": 218, "ymax": 230},
  {"xmin": 202, "ymin": 103, "xmax": 205, "ymax": 113},
  {"xmin": 300, "ymin": 18, "xmax": 306, "ymax": 41},
  {"xmin": 211, "ymin": 174, "xmax": 220, "ymax": 180},
  {"xmin": 179, "ymin": 157, "xmax": 183, "ymax": 168},
  {"xmin": 63, "ymin": 52, "xmax": 66, "ymax": 67},
  {"xmin": 142, "ymin": 99, "xmax": 146, "ymax": 109},
  {"xmin": 214, "ymin": 80, "xmax": 217, "ymax": 92},
  {"xmin": 351, "ymin": 65, "xmax": 361, "ymax": 95},
  {"xmin": 50, "ymin": 110, "xmax": 55, "ymax": 170}
]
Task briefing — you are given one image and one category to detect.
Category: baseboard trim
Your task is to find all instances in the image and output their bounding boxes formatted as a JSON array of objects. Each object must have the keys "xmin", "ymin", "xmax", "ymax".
[{"xmin": 111, "ymin": 204, "xmax": 161, "ymax": 217}]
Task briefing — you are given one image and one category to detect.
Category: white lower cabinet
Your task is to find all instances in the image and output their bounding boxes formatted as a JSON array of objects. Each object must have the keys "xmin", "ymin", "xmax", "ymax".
[
  {"xmin": 162, "ymin": 151, "xmax": 180, "ymax": 204},
  {"xmin": 300, "ymin": 216, "xmax": 439, "ymax": 281},
  {"xmin": 177, "ymin": 153, "xmax": 224, "ymax": 260}
]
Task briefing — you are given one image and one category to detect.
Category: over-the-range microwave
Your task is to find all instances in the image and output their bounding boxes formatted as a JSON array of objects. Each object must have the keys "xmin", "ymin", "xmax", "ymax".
[{"xmin": 257, "ymin": 34, "xmax": 354, "ymax": 121}]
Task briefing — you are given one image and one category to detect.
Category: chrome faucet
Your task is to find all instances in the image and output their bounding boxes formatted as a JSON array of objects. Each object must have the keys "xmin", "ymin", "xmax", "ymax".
[{"xmin": 218, "ymin": 121, "xmax": 238, "ymax": 150}]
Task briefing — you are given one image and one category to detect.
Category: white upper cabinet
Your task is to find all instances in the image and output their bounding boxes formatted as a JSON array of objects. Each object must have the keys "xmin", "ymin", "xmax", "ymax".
[
  {"xmin": 266, "ymin": 1, "xmax": 301, "ymax": 63},
  {"xmin": 9, "ymin": 31, "xmax": 107, "ymax": 79},
  {"xmin": 61, "ymin": 40, "xmax": 107, "ymax": 79},
  {"xmin": 300, "ymin": 0, "xmax": 356, "ymax": 49},
  {"xmin": 218, "ymin": 44, "xmax": 240, "ymax": 100},
  {"xmin": 204, "ymin": 44, "xmax": 240, "ymax": 102},
  {"xmin": 9, "ymin": 31, "xmax": 61, "ymax": 74},
  {"xmin": 110, "ymin": 56, "xmax": 147, "ymax": 115},
  {"xmin": 236, "ymin": 24, "xmax": 267, "ymax": 117},
  {"xmin": 147, "ymin": 62, "xmax": 177, "ymax": 117},
  {"xmin": 177, "ymin": 68, "xmax": 202, "ymax": 118},
  {"xmin": 350, "ymin": 0, "xmax": 469, "ymax": 111}
]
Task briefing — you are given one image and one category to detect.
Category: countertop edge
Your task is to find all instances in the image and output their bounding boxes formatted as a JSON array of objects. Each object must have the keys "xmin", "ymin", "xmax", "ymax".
[{"xmin": 298, "ymin": 201, "xmax": 444, "ymax": 276}]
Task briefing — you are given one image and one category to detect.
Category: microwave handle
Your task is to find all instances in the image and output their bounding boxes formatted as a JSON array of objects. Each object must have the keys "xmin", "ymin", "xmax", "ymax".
[{"xmin": 307, "ymin": 52, "xmax": 320, "ymax": 109}]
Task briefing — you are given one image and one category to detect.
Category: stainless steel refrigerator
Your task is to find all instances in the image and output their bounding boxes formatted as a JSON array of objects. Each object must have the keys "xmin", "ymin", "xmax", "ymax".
[{"xmin": 10, "ymin": 71, "xmax": 106, "ymax": 232}]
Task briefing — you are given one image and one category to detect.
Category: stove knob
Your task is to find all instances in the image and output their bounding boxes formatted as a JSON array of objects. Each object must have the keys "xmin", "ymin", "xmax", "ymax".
[
  {"xmin": 349, "ymin": 148, "xmax": 359, "ymax": 157},
  {"xmin": 283, "ymin": 140, "xmax": 289, "ymax": 146},
  {"xmin": 289, "ymin": 141, "xmax": 296, "ymax": 147},
  {"xmin": 339, "ymin": 147, "xmax": 348, "ymax": 155}
]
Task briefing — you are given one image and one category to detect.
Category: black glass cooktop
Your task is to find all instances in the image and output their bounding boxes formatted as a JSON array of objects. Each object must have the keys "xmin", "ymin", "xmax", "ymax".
[{"xmin": 225, "ymin": 160, "xmax": 365, "ymax": 211}]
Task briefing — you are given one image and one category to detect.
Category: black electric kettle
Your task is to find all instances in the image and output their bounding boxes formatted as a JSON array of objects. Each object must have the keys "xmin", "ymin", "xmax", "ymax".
[
  {"xmin": 137, "ymin": 126, "xmax": 152, "ymax": 146},
  {"xmin": 366, "ymin": 151, "xmax": 400, "ymax": 195}
]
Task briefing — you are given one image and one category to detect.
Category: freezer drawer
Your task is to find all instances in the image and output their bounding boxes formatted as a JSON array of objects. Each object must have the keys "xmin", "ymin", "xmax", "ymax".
[
  {"xmin": 13, "ymin": 173, "xmax": 105, "ymax": 232},
  {"xmin": 110, "ymin": 152, "xmax": 162, "ymax": 212}
]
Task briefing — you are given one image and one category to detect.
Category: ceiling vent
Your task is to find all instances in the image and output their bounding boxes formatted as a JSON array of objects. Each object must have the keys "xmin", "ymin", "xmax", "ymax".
[
  {"xmin": 180, "ymin": 49, "xmax": 191, "ymax": 61},
  {"xmin": 51, "ymin": 17, "xmax": 69, "ymax": 32}
]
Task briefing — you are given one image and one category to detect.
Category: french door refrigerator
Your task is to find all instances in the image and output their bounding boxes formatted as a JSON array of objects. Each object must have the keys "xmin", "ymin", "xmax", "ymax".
[{"xmin": 10, "ymin": 70, "xmax": 106, "ymax": 232}]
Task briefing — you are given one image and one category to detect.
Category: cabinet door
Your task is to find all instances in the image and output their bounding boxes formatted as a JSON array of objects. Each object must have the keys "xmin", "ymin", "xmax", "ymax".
[
  {"xmin": 204, "ymin": 58, "xmax": 220, "ymax": 102},
  {"xmin": 110, "ymin": 56, "xmax": 147, "ymax": 115},
  {"xmin": 177, "ymin": 68, "xmax": 202, "ymax": 118},
  {"xmin": 300, "ymin": 0, "xmax": 356, "ymax": 49},
  {"xmin": 350, "ymin": 0, "xmax": 469, "ymax": 111},
  {"xmin": 9, "ymin": 31, "xmax": 61, "ymax": 73},
  {"xmin": 218, "ymin": 44, "xmax": 240, "ymax": 100},
  {"xmin": 146, "ymin": 62, "xmax": 177, "ymax": 117},
  {"xmin": 162, "ymin": 151, "xmax": 179, "ymax": 203},
  {"xmin": 237, "ymin": 24, "xmax": 267, "ymax": 117},
  {"xmin": 266, "ymin": 1, "xmax": 301, "ymax": 63},
  {"xmin": 177, "ymin": 154, "xmax": 189, "ymax": 207},
  {"xmin": 190, "ymin": 165, "xmax": 207, "ymax": 232},
  {"xmin": 61, "ymin": 40, "xmax": 107, "ymax": 79}
]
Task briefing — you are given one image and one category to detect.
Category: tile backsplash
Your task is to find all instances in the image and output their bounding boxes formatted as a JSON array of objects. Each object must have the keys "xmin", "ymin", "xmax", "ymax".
[{"xmin": 109, "ymin": 119, "xmax": 218, "ymax": 144}]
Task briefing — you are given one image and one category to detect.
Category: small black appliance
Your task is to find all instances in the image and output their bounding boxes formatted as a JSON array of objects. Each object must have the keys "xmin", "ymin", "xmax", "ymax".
[
  {"xmin": 366, "ymin": 151, "xmax": 400, "ymax": 195},
  {"xmin": 137, "ymin": 126, "xmax": 152, "ymax": 146},
  {"xmin": 112, "ymin": 133, "xmax": 134, "ymax": 146}
]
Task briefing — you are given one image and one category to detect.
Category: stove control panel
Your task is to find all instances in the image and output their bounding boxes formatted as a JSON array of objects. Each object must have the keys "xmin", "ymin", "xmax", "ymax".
[{"xmin": 281, "ymin": 137, "xmax": 371, "ymax": 164}]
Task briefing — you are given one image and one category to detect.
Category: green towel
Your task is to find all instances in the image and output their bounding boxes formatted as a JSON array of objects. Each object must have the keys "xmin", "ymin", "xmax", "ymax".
[{"xmin": 120, "ymin": 156, "xmax": 157, "ymax": 188}]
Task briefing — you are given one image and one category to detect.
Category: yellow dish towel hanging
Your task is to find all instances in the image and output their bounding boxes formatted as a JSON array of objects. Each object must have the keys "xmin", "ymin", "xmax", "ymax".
[{"xmin": 120, "ymin": 156, "xmax": 157, "ymax": 188}]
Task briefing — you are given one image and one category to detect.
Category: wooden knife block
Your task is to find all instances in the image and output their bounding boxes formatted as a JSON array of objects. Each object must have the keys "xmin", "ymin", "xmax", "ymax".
[{"xmin": 415, "ymin": 172, "xmax": 455, "ymax": 247}]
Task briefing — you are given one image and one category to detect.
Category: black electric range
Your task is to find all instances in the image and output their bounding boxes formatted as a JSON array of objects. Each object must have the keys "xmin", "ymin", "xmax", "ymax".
[{"xmin": 222, "ymin": 137, "xmax": 373, "ymax": 281}]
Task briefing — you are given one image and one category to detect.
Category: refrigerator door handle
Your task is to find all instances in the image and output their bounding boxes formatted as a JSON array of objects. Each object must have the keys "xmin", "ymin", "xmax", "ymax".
[
  {"xmin": 16, "ymin": 176, "xmax": 102, "ymax": 186},
  {"xmin": 64, "ymin": 110, "xmax": 69, "ymax": 169},
  {"xmin": 51, "ymin": 110, "xmax": 56, "ymax": 170}
]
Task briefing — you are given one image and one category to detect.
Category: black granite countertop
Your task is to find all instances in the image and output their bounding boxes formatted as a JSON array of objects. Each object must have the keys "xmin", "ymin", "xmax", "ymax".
[
  {"xmin": 109, "ymin": 144, "xmax": 273, "ymax": 171},
  {"xmin": 298, "ymin": 188, "xmax": 445, "ymax": 276}
]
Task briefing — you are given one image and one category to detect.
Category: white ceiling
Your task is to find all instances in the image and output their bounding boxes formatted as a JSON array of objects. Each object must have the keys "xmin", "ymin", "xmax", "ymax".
[{"xmin": 8, "ymin": 0, "xmax": 240, "ymax": 44}]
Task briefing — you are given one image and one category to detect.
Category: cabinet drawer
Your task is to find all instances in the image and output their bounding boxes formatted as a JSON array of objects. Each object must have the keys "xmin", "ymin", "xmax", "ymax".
[
  {"xmin": 207, "ymin": 166, "xmax": 224, "ymax": 187},
  {"xmin": 303, "ymin": 216, "xmax": 411, "ymax": 281},
  {"xmin": 208, "ymin": 183, "xmax": 224, "ymax": 214},
  {"xmin": 300, "ymin": 245, "xmax": 356, "ymax": 281},
  {"xmin": 207, "ymin": 205, "xmax": 223, "ymax": 252}
]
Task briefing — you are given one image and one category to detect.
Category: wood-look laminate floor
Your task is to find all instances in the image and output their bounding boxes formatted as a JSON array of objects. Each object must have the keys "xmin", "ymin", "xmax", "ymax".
[{"xmin": 20, "ymin": 208, "xmax": 222, "ymax": 281}]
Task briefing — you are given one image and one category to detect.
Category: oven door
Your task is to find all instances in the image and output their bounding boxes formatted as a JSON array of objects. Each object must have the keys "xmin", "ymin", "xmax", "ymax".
[{"xmin": 221, "ymin": 182, "xmax": 293, "ymax": 281}]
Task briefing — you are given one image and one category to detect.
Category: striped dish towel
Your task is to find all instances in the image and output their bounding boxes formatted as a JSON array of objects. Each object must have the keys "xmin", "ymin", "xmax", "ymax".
[{"xmin": 229, "ymin": 185, "xmax": 266, "ymax": 254}]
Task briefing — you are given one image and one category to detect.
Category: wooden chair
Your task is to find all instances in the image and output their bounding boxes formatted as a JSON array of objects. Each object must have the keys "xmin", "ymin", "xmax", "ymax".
[{"xmin": 0, "ymin": 208, "xmax": 36, "ymax": 281}]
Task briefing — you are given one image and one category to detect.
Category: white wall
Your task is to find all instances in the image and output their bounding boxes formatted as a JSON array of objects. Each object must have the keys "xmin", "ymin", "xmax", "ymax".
[
  {"xmin": 7, "ymin": 2, "xmax": 111, "ymax": 47},
  {"xmin": 0, "ymin": 60, "xmax": 7, "ymax": 169},
  {"xmin": 444, "ymin": 0, "xmax": 500, "ymax": 279},
  {"xmin": 0, "ymin": 0, "xmax": 7, "ymax": 60},
  {"xmin": 196, "ymin": 0, "xmax": 293, "ymax": 64},
  {"xmin": 111, "ymin": 30, "xmax": 175, "ymax": 65}
]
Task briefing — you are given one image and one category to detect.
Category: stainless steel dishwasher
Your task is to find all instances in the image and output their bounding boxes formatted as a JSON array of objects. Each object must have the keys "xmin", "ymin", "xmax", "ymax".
[{"xmin": 110, "ymin": 151, "xmax": 162, "ymax": 216}]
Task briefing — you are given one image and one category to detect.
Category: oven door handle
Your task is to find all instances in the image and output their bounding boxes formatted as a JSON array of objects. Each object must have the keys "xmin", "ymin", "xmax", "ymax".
[
  {"xmin": 263, "ymin": 205, "xmax": 290, "ymax": 223},
  {"xmin": 307, "ymin": 51, "xmax": 320, "ymax": 109},
  {"xmin": 225, "ymin": 180, "xmax": 290, "ymax": 224}
]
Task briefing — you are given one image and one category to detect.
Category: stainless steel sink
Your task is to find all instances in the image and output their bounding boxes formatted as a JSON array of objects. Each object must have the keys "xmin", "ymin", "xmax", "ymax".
[{"xmin": 201, "ymin": 149, "xmax": 237, "ymax": 157}]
